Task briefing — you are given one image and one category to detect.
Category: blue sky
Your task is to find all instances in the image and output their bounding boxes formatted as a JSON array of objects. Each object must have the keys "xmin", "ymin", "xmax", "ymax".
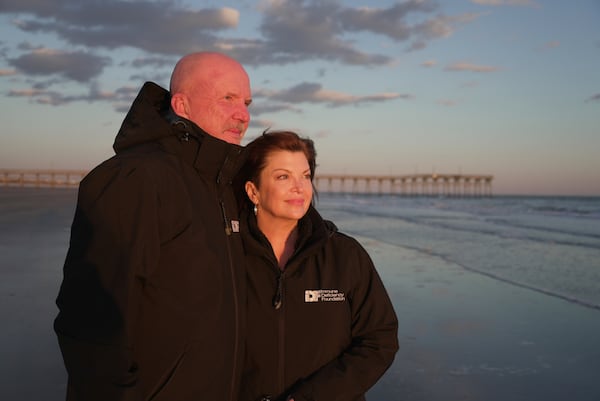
[{"xmin": 0, "ymin": 0, "xmax": 598, "ymax": 195}]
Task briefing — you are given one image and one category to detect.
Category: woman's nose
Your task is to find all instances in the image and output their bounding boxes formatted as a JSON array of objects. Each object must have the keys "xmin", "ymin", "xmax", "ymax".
[{"xmin": 291, "ymin": 177, "xmax": 306, "ymax": 192}]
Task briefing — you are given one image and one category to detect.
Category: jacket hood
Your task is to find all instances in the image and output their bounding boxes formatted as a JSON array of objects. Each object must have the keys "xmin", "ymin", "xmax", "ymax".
[
  {"xmin": 112, "ymin": 81, "xmax": 246, "ymax": 184},
  {"xmin": 113, "ymin": 81, "xmax": 175, "ymax": 153}
]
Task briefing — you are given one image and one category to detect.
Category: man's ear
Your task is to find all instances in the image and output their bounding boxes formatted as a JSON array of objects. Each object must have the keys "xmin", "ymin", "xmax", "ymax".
[{"xmin": 171, "ymin": 93, "xmax": 189, "ymax": 117}]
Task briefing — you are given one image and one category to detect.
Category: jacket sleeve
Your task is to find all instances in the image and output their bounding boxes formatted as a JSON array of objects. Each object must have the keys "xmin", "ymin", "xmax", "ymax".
[
  {"xmin": 54, "ymin": 162, "xmax": 162, "ymax": 401},
  {"xmin": 289, "ymin": 235, "xmax": 399, "ymax": 401}
]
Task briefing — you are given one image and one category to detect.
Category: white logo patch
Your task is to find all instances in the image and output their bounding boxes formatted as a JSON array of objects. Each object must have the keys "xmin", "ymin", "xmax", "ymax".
[
  {"xmin": 231, "ymin": 220, "xmax": 240, "ymax": 233},
  {"xmin": 305, "ymin": 289, "xmax": 346, "ymax": 303}
]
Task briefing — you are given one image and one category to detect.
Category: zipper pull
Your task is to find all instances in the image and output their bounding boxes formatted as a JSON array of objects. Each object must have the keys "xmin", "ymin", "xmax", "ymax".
[
  {"xmin": 219, "ymin": 201, "xmax": 232, "ymax": 235},
  {"xmin": 273, "ymin": 272, "xmax": 283, "ymax": 309}
]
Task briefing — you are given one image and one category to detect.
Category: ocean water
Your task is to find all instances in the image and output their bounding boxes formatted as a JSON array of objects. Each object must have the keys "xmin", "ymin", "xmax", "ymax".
[
  {"xmin": 2, "ymin": 187, "xmax": 600, "ymax": 401},
  {"xmin": 314, "ymin": 193, "xmax": 600, "ymax": 401},
  {"xmin": 316, "ymin": 193, "xmax": 600, "ymax": 310}
]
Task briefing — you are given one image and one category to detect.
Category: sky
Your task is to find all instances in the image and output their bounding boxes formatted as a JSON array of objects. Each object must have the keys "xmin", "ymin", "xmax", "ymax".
[{"xmin": 0, "ymin": 0, "xmax": 599, "ymax": 196}]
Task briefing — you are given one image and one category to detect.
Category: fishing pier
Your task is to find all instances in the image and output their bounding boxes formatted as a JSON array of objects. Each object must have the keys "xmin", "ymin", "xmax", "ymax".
[
  {"xmin": 315, "ymin": 173, "xmax": 493, "ymax": 197},
  {"xmin": 0, "ymin": 169, "xmax": 493, "ymax": 197},
  {"xmin": 0, "ymin": 169, "xmax": 88, "ymax": 188}
]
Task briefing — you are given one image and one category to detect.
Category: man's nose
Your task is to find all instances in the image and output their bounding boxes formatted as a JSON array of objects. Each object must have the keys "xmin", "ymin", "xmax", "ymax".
[{"xmin": 233, "ymin": 105, "xmax": 250, "ymax": 123}]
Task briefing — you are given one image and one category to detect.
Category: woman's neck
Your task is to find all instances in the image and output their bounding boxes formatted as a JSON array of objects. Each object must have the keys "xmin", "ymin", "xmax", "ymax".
[{"xmin": 257, "ymin": 217, "xmax": 299, "ymax": 270}]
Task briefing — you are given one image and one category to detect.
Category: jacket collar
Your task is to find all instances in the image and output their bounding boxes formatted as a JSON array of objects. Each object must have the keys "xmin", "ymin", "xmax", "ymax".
[
  {"xmin": 243, "ymin": 205, "xmax": 335, "ymax": 270},
  {"xmin": 167, "ymin": 115, "xmax": 246, "ymax": 184},
  {"xmin": 113, "ymin": 81, "xmax": 246, "ymax": 184}
]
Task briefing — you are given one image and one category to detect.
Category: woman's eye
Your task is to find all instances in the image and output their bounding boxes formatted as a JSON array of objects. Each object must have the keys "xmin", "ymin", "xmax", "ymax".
[{"xmin": 277, "ymin": 174, "xmax": 288, "ymax": 180}]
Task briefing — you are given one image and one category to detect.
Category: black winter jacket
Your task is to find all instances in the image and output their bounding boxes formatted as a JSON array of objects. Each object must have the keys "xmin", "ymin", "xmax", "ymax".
[
  {"xmin": 240, "ymin": 206, "xmax": 398, "ymax": 401},
  {"xmin": 54, "ymin": 82, "xmax": 247, "ymax": 401}
]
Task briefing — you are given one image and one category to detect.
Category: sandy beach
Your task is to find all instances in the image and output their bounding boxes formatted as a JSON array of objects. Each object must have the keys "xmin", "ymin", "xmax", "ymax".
[
  {"xmin": 362, "ymin": 236, "xmax": 600, "ymax": 401},
  {"xmin": 1, "ymin": 188, "xmax": 75, "ymax": 400},
  {"xmin": 1, "ymin": 187, "xmax": 599, "ymax": 401}
]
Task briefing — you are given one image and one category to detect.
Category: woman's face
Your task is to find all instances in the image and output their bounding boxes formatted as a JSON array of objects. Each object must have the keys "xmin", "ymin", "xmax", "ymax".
[{"xmin": 246, "ymin": 150, "xmax": 313, "ymax": 226}]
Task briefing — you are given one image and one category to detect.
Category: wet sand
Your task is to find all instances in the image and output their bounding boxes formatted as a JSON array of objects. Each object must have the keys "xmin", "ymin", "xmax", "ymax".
[
  {"xmin": 363, "ymin": 236, "xmax": 600, "ymax": 401},
  {"xmin": 1, "ymin": 188, "xmax": 75, "ymax": 401},
  {"xmin": 1, "ymin": 187, "xmax": 600, "ymax": 400}
]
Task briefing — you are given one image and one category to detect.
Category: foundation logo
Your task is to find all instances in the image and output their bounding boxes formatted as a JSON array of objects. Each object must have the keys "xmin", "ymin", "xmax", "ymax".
[{"xmin": 305, "ymin": 289, "xmax": 346, "ymax": 303}]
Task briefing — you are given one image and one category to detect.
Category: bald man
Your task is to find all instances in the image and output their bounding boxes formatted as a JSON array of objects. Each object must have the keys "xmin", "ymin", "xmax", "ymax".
[{"xmin": 54, "ymin": 52, "xmax": 252, "ymax": 401}]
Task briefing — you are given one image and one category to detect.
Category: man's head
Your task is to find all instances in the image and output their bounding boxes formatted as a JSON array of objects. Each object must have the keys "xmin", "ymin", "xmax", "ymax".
[{"xmin": 170, "ymin": 52, "xmax": 252, "ymax": 144}]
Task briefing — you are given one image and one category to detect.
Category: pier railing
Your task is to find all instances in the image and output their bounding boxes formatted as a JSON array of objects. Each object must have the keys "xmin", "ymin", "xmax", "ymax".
[
  {"xmin": 0, "ymin": 169, "xmax": 493, "ymax": 197},
  {"xmin": 315, "ymin": 173, "xmax": 493, "ymax": 197},
  {"xmin": 0, "ymin": 169, "xmax": 88, "ymax": 188}
]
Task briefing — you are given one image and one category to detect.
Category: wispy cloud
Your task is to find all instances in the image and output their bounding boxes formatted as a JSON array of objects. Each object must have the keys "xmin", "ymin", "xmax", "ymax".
[
  {"xmin": 544, "ymin": 41, "xmax": 560, "ymax": 49},
  {"xmin": 8, "ymin": 81, "xmax": 137, "ymax": 106},
  {"xmin": 585, "ymin": 93, "xmax": 600, "ymax": 103},
  {"xmin": 445, "ymin": 62, "xmax": 500, "ymax": 73},
  {"xmin": 437, "ymin": 99, "xmax": 459, "ymax": 107},
  {"xmin": 469, "ymin": 0, "xmax": 539, "ymax": 6},
  {"xmin": 256, "ymin": 82, "xmax": 412, "ymax": 107}
]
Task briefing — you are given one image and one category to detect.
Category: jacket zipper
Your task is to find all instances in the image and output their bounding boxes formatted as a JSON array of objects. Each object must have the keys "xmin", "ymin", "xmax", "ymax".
[
  {"xmin": 218, "ymin": 170, "xmax": 239, "ymax": 401},
  {"xmin": 219, "ymin": 199, "xmax": 239, "ymax": 401},
  {"xmin": 275, "ymin": 270, "xmax": 286, "ymax": 394}
]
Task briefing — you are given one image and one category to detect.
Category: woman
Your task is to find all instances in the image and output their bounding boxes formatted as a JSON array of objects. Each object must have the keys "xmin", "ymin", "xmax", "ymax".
[{"xmin": 238, "ymin": 131, "xmax": 399, "ymax": 401}]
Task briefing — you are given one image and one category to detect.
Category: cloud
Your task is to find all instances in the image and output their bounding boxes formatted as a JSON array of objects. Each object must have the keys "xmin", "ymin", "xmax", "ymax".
[
  {"xmin": 338, "ymin": 1, "xmax": 436, "ymax": 40},
  {"xmin": 130, "ymin": 56, "xmax": 176, "ymax": 69},
  {"xmin": 0, "ymin": 0, "xmax": 472, "ymax": 108},
  {"xmin": 8, "ymin": 48, "xmax": 110, "ymax": 82},
  {"xmin": 0, "ymin": 0, "xmax": 479, "ymax": 74},
  {"xmin": 250, "ymin": 0, "xmax": 478, "ymax": 65},
  {"xmin": 437, "ymin": 99, "xmax": 458, "ymax": 107},
  {"xmin": 444, "ymin": 62, "xmax": 500, "ymax": 73},
  {"xmin": 585, "ymin": 93, "xmax": 600, "ymax": 103},
  {"xmin": 248, "ymin": 118, "xmax": 274, "ymax": 131},
  {"xmin": 339, "ymin": 2, "xmax": 480, "ymax": 52},
  {"xmin": 469, "ymin": 0, "xmax": 539, "ymax": 6},
  {"xmin": 250, "ymin": 102, "xmax": 302, "ymax": 115},
  {"xmin": 421, "ymin": 60, "xmax": 437, "ymax": 67},
  {"xmin": 0, "ymin": 69, "xmax": 18, "ymax": 76},
  {"xmin": 5, "ymin": 2, "xmax": 239, "ymax": 56},
  {"xmin": 8, "ymin": 81, "xmax": 138, "ymax": 107},
  {"xmin": 460, "ymin": 81, "xmax": 480, "ymax": 88},
  {"xmin": 254, "ymin": 0, "xmax": 391, "ymax": 65},
  {"xmin": 257, "ymin": 82, "xmax": 412, "ymax": 107}
]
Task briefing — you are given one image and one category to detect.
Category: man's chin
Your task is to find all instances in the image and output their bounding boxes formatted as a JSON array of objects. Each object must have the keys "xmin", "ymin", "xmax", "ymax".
[
  {"xmin": 222, "ymin": 130, "xmax": 244, "ymax": 145},
  {"xmin": 207, "ymin": 131, "xmax": 243, "ymax": 145}
]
